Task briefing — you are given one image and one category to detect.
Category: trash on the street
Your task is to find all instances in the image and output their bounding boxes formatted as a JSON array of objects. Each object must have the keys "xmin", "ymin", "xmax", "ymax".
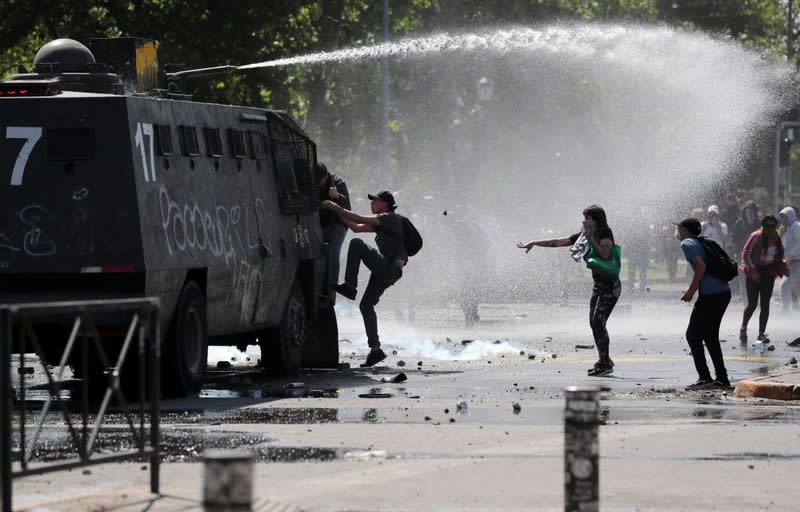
[
  {"xmin": 575, "ymin": 344, "xmax": 594, "ymax": 350},
  {"xmin": 456, "ymin": 401, "xmax": 468, "ymax": 414},
  {"xmin": 344, "ymin": 449, "xmax": 387, "ymax": 460},
  {"xmin": 381, "ymin": 372, "xmax": 407, "ymax": 383},
  {"xmin": 358, "ymin": 392, "xmax": 392, "ymax": 398},
  {"xmin": 512, "ymin": 403, "xmax": 521, "ymax": 414}
]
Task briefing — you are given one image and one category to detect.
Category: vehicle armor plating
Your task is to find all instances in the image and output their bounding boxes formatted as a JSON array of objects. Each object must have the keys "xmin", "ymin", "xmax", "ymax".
[{"xmin": 0, "ymin": 37, "xmax": 338, "ymax": 397}]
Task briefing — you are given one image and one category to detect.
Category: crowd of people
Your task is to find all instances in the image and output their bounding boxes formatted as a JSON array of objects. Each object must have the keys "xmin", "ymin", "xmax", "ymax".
[
  {"xmin": 515, "ymin": 199, "xmax": 798, "ymax": 390},
  {"xmin": 618, "ymin": 199, "xmax": 800, "ymax": 309},
  {"xmin": 316, "ymin": 164, "xmax": 799, "ymax": 388}
]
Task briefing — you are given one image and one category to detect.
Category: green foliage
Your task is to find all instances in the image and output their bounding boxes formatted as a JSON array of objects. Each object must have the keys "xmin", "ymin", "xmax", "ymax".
[{"xmin": 0, "ymin": 0, "xmax": 793, "ymax": 196}]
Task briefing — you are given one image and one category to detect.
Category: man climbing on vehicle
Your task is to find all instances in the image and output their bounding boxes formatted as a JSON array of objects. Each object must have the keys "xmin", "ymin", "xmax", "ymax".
[{"xmin": 321, "ymin": 190, "xmax": 407, "ymax": 367}]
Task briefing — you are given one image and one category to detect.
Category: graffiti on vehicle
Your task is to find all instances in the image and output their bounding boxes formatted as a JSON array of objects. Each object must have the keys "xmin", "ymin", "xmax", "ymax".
[
  {"xmin": 158, "ymin": 187, "xmax": 274, "ymax": 321},
  {"xmin": 0, "ymin": 205, "xmax": 58, "ymax": 261}
]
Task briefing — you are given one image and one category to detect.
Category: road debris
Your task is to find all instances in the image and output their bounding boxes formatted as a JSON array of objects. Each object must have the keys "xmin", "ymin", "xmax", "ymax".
[{"xmin": 381, "ymin": 372, "xmax": 408, "ymax": 383}]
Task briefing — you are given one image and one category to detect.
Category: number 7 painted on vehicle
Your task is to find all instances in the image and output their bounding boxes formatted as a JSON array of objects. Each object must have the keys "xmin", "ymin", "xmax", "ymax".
[{"xmin": 6, "ymin": 126, "xmax": 42, "ymax": 186}]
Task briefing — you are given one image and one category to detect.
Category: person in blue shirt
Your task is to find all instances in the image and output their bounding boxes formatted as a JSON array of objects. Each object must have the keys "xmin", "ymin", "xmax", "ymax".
[{"xmin": 675, "ymin": 217, "xmax": 731, "ymax": 390}]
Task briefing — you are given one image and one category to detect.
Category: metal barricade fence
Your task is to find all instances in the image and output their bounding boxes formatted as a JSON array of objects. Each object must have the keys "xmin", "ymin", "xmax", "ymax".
[{"xmin": 1, "ymin": 298, "xmax": 161, "ymax": 512}]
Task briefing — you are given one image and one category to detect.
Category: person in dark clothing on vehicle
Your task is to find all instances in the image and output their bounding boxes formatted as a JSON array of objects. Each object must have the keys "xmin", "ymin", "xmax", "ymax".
[
  {"xmin": 739, "ymin": 215, "xmax": 786, "ymax": 345},
  {"xmin": 321, "ymin": 190, "xmax": 407, "ymax": 367},
  {"xmin": 676, "ymin": 218, "xmax": 731, "ymax": 390},
  {"xmin": 316, "ymin": 163, "xmax": 350, "ymax": 287},
  {"xmin": 516, "ymin": 204, "xmax": 621, "ymax": 376}
]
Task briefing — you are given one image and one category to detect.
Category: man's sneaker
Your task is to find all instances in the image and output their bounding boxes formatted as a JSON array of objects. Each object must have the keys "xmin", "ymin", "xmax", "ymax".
[
  {"xmin": 757, "ymin": 333, "xmax": 770, "ymax": 343},
  {"xmin": 587, "ymin": 360, "xmax": 602, "ymax": 374},
  {"xmin": 685, "ymin": 378, "xmax": 713, "ymax": 390},
  {"xmin": 361, "ymin": 348, "xmax": 387, "ymax": 367},
  {"xmin": 712, "ymin": 377, "xmax": 731, "ymax": 388},
  {"xmin": 333, "ymin": 283, "xmax": 357, "ymax": 301},
  {"xmin": 588, "ymin": 364, "xmax": 613, "ymax": 377},
  {"xmin": 708, "ymin": 380, "xmax": 731, "ymax": 389}
]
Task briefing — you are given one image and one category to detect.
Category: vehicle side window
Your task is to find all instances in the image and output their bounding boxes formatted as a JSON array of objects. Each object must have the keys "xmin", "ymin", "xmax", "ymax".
[
  {"xmin": 268, "ymin": 113, "xmax": 317, "ymax": 213},
  {"xmin": 156, "ymin": 125, "xmax": 173, "ymax": 156},
  {"xmin": 47, "ymin": 128, "xmax": 93, "ymax": 160},
  {"xmin": 274, "ymin": 142, "xmax": 299, "ymax": 194},
  {"xmin": 179, "ymin": 126, "xmax": 200, "ymax": 156},
  {"xmin": 205, "ymin": 128, "xmax": 222, "ymax": 157},
  {"xmin": 294, "ymin": 157, "xmax": 313, "ymax": 195},
  {"xmin": 249, "ymin": 131, "xmax": 266, "ymax": 158},
  {"xmin": 229, "ymin": 129, "xmax": 247, "ymax": 159}
]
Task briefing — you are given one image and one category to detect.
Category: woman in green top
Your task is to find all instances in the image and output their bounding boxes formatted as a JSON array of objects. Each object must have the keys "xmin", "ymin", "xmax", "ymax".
[{"xmin": 517, "ymin": 204, "xmax": 621, "ymax": 376}]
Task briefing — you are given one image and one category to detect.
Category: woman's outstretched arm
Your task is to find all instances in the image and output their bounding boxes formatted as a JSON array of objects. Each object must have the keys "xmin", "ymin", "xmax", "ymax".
[{"xmin": 516, "ymin": 236, "xmax": 574, "ymax": 253}]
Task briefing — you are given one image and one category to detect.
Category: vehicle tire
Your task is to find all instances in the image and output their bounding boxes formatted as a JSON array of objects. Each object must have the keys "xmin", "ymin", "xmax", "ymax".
[
  {"xmin": 162, "ymin": 281, "xmax": 208, "ymax": 397},
  {"xmin": 261, "ymin": 279, "xmax": 305, "ymax": 376},
  {"xmin": 302, "ymin": 306, "xmax": 339, "ymax": 368}
]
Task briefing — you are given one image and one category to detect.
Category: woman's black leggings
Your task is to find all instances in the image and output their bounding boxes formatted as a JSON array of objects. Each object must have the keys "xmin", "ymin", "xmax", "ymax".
[
  {"xmin": 589, "ymin": 278, "xmax": 621, "ymax": 364},
  {"xmin": 741, "ymin": 271, "xmax": 776, "ymax": 335}
]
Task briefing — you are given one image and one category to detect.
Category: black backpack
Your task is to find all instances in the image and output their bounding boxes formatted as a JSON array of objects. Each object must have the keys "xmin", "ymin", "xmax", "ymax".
[
  {"xmin": 400, "ymin": 215, "xmax": 423, "ymax": 257},
  {"xmin": 697, "ymin": 236, "xmax": 738, "ymax": 282}
]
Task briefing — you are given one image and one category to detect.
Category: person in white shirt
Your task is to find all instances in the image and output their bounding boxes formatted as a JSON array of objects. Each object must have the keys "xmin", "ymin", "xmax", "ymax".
[
  {"xmin": 701, "ymin": 205, "xmax": 729, "ymax": 247},
  {"xmin": 778, "ymin": 206, "xmax": 800, "ymax": 311}
]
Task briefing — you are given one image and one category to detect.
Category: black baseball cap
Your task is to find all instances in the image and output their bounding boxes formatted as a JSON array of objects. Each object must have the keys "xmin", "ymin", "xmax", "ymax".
[
  {"xmin": 674, "ymin": 217, "xmax": 701, "ymax": 236},
  {"xmin": 368, "ymin": 190, "xmax": 396, "ymax": 210}
]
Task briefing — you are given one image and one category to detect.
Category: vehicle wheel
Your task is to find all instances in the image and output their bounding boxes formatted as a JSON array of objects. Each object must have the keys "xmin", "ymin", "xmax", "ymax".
[
  {"xmin": 261, "ymin": 279, "xmax": 305, "ymax": 376},
  {"xmin": 302, "ymin": 306, "xmax": 339, "ymax": 368},
  {"xmin": 162, "ymin": 281, "xmax": 208, "ymax": 397}
]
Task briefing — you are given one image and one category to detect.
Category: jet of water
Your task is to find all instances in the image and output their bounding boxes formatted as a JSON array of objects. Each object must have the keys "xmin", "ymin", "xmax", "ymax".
[{"xmin": 240, "ymin": 23, "xmax": 796, "ymax": 306}]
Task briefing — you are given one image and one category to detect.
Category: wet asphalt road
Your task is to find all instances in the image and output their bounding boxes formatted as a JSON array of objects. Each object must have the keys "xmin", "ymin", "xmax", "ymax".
[{"xmin": 9, "ymin": 297, "xmax": 800, "ymax": 511}]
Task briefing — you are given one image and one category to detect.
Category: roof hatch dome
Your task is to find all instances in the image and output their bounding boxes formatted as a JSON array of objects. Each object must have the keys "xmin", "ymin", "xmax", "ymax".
[{"xmin": 33, "ymin": 38, "xmax": 96, "ymax": 71}]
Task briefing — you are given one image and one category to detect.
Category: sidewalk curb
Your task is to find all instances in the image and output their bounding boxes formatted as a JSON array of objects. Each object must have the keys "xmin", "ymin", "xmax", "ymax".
[{"xmin": 734, "ymin": 369, "xmax": 800, "ymax": 400}]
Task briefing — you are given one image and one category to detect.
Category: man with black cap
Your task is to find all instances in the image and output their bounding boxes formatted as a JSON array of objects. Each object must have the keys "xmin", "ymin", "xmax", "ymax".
[
  {"xmin": 675, "ymin": 217, "xmax": 732, "ymax": 390},
  {"xmin": 321, "ymin": 190, "xmax": 407, "ymax": 367}
]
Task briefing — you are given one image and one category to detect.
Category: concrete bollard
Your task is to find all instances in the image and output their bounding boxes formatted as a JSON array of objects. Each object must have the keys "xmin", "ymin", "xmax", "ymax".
[
  {"xmin": 203, "ymin": 449, "xmax": 255, "ymax": 511},
  {"xmin": 564, "ymin": 386, "xmax": 601, "ymax": 512}
]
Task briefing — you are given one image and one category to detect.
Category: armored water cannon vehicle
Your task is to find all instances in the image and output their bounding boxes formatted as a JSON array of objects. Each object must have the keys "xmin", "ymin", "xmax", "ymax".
[{"xmin": 0, "ymin": 37, "xmax": 338, "ymax": 397}]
